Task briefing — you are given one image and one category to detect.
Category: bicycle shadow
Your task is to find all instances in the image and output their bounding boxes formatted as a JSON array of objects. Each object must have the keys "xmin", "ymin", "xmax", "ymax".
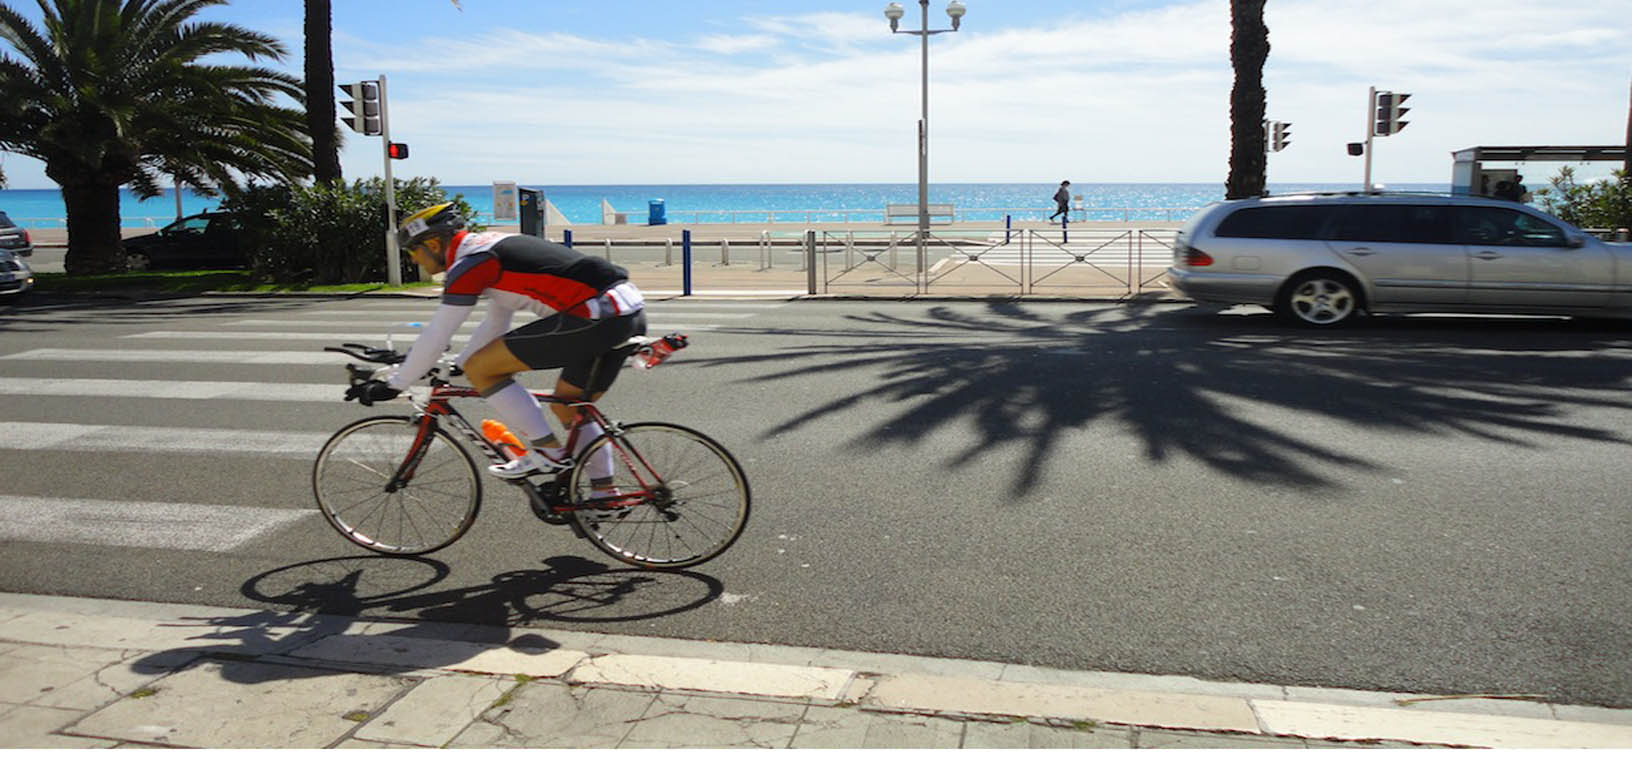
[
  {"xmin": 706, "ymin": 302, "xmax": 1632, "ymax": 497},
  {"xmin": 128, "ymin": 554, "xmax": 723, "ymax": 684}
]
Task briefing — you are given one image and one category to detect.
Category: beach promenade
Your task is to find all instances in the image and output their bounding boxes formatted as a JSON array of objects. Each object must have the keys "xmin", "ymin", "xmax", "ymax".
[{"xmin": 28, "ymin": 219, "xmax": 1183, "ymax": 300}]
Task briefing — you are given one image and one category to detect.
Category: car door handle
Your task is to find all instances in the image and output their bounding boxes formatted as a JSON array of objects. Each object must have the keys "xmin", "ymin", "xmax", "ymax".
[
  {"xmin": 1344, "ymin": 247, "xmax": 1375, "ymax": 256},
  {"xmin": 1472, "ymin": 251, "xmax": 1504, "ymax": 260}
]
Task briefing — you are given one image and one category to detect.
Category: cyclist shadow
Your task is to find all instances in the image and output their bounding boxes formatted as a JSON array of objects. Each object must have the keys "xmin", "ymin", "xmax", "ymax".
[{"xmin": 128, "ymin": 554, "xmax": 723, "ymax": 684}]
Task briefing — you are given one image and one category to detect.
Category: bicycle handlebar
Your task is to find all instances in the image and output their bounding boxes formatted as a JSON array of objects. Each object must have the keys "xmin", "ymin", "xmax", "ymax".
[{"xmin": 324, "ymin": 344, "xmax": 405, "ymax": 365}]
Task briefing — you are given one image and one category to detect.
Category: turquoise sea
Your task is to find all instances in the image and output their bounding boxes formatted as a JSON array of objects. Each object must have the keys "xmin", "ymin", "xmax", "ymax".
[{"xmin": 0, "ymin": 182, "xmax": 1451, "ymax": 229}]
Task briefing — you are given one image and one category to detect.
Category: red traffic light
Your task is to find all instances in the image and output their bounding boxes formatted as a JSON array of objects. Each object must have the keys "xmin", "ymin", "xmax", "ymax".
[{"xmin": 387, "ymin": 142, "xmax": 409, "ymax": 160}]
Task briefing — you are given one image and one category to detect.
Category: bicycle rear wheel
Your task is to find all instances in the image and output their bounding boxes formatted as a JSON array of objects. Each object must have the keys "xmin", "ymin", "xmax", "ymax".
[
  {"xmin": 568, "ymin": 422, "xmax": 750, "ymax": 569},
  {"xmin": 312, "ymin": 415, "xmax": 482, "ymax": 556}
]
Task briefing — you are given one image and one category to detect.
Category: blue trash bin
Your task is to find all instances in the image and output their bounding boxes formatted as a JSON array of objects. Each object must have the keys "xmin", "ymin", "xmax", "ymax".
[{"xmin": 648, "ymin": 199, "xmax": 667, "ymax": 226}]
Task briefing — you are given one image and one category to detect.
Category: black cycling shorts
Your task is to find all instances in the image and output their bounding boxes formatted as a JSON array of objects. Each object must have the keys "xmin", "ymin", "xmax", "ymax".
[{"xmin": 502, "ymin": 310, "xmax": 647, "ymax": 394}]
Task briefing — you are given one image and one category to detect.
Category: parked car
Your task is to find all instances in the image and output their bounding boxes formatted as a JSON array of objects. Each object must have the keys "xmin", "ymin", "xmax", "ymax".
[
  {"xmin": 121, "ymin": 211, "xmax": 246, "ymax": 270},
  {"xmin": 0, "ymin": 211, "xmax": 33, "ymax": 258},
  {"xmin": 0, "ymin": 248, "xmax": 35, "ymax": 299},
  {"xmin": 1165, "ymin": 192, "xmax": 1632, "ymax": 327}
]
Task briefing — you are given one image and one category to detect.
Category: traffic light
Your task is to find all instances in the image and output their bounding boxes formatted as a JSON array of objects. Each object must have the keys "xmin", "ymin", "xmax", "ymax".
[
  {"xmin": 1374, "ymin": 91, "xmax": 1410, "ymax": 136},
  {"xmin": 1270, "ymin": 121, "xmax": 1292, "ymax": 152},
  {"xmin": 387, "ymin": 143, "xmax": 409, "ymax": 160},
  {"xmin": 338, "ymin": 81, "xmax": 382, "ymax": 135}
]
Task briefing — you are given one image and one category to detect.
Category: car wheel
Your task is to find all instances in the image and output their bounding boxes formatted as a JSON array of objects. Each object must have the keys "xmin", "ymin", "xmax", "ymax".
[
  {"xmin": 125, "ymin": 250, "xmax": 151, "ymax": 271},
  {"xmin": 1276, "ymin": 271, "xmax": 1362, "ymax": 328}
]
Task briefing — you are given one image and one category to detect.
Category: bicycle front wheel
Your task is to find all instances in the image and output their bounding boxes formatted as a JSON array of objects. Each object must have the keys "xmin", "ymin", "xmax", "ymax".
[
  {"xmin": 568, "ymin": 422, "xmax": 750, "ymax": 569},
  {"xmin": 312, "ymin": 415, "xmax": 482, "ymax": 556}
]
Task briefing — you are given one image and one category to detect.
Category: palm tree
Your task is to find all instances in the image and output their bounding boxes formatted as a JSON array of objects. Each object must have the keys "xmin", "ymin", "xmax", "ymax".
[
  {"xmin": 0, "ymin": 0, "xmax": 312, "ymax": 274},
  {"xmin": 1225, "ymin": 0, "xmax": 1269, "ymax": 200},
  {"xmin": 305, "ymin": 0, "xmax": 341, "ymax": 184}
]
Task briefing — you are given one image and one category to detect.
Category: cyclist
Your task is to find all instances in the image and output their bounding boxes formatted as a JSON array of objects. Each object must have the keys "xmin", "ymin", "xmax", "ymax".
[{"xmin": 346, "ymin": 202, "xmax": 647, "ymax": 492}]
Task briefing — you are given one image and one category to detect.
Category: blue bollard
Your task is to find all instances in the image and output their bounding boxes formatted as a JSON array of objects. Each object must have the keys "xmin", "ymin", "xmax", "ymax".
[
  {"xmin": 563, "ymin": 229, "xmax": 573, "ymax": 248},
  {"xmin": 1061, "ymin": 215, "xmax": 1068, "ymax": 244},
  {"xmin": 1005, "ymin": 214, "xmax": 1012, "ymax": 245},
  {"xmin": 682, "ymin": 230, "xmax": 693, "ymax": 297}
]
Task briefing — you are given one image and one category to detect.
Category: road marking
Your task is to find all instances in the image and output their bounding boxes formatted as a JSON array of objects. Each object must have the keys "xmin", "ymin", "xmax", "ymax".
[
  {"xmin": 121, "ymin": 327, "xmax": 718, "ymax": 341},
  {"xmin": 226, "ymin": 314, "xmax": 759, "ymax": 326},
  {"xmin": 0, "ymin": 421, "xmax": 325, "ymax": 455},
  {"xmin": 0, "ymin": 495, "xmax": 314, "ymax": 553},
  {"xmin": 0, "ymin": 349, "xmax": 338, "ymax": 365},
  {"xmin": 0, "ymin": 377, "xmax": 339, "ymax": 401}
]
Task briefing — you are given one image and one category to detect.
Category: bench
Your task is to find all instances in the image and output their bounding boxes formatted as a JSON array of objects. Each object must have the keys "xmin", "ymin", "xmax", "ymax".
[{"xmin": 884, "ymin": 203, "xmax": 954, "ymax": 225}]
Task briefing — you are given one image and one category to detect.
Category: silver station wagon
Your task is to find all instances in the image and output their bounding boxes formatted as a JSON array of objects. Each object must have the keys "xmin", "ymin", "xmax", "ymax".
[{"xmin": 1165, "ymin": 193, "xmax": 1632, "ymax": 327}]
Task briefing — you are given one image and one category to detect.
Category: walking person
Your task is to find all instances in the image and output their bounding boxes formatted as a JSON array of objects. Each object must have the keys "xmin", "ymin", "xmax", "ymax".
[{"xmin": 1048, "ymin": 180, "xmax": 1072, "ymax": 223}]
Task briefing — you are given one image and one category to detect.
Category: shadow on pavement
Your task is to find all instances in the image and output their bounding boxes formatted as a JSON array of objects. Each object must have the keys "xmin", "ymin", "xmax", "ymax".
[
  {"xmin": 709, "ymin": 303, "xmax": 1632, "ymax": 497},
  {"xmin": 126, "ymin": 554, "xmax": 722, "ymax": 684}
]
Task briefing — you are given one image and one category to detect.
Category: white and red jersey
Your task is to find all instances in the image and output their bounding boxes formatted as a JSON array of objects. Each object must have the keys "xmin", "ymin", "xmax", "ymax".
[{"xmin": 387, "ymin": 232, "xmax": 644, "ymax": 389}]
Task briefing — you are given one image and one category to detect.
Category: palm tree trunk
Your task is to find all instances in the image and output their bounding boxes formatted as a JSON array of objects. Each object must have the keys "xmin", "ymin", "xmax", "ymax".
[
  {"xmin": 60, "ymin": 181, "xmax": 125, "ymax": 274},
  {"xmin": 1226, "ymin": 0, "xmax": 1269, "ymax": 200},
  {"xmin": 306, "ymin": 0, "xmax": 342, "ymax": 184}
]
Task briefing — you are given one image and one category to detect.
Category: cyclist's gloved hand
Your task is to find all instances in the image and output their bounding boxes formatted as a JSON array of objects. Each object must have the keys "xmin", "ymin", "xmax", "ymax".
[{"xmin": 345, "ymin": 380, "xmax": 400, "ymax": 406}]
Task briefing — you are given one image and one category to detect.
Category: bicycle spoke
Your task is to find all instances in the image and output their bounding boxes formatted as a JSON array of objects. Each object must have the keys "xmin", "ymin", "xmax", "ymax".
[{"xmin": 314, "ymin": 416, "xmax": 482, "ymax": 556}]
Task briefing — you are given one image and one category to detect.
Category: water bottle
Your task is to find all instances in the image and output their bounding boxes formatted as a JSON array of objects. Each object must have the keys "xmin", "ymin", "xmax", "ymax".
[
  {"xmin": 481, "ymin": 419, "xmax": 525, "ymax": 459},
  {"xmin": 631, "ymin": 333, "xmax": 688, "ymax": 370}
]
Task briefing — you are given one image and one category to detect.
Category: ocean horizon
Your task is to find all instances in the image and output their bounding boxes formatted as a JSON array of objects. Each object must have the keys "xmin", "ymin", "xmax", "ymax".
[{"xmin": 0, "ymin": 181, "xmax": 1452, "ymax": 229}]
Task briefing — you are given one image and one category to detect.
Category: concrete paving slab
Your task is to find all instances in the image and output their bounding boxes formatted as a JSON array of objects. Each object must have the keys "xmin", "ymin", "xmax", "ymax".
[
  {"xmin": 64, "ymin": 658, "xmax": 414, "ymax": 748},
  {"xmin": 1136, "ymin": 730, "xmax": 1308, "ymax": 749},
  {"xmin": 803, "ymin": 648, "xmax": 1008, "ymax": 681},
  {"xmin": 1252, "ymin": 699, "xmax": 1632, "ymax": 748},
  {"xmin": 0, "ymin": 704, "xmax": 117, "ymax": 748},
  {"xmin": 999, "ymin": 665, "xmax": 1287, "ymax": 701},
  {"xmin": 1284, "ymin": 685, "xmax": 1555, "ymax": 719},
  {"xmin": 960, "ymin": 719, "xmax": 1135, "ymax": 749},
  {"xmin": 791, "ymin": 706, "xmax": 964, "ymax": 748},
  {"xmin": 866, "ymin": 673, "xmax": 1261, "ymax": 734},
  {"xmin": 30, "ymin": 651, "xmax": 191, "ymax": 711},
  {"xmin": 1553, "ymin": 704, "xmax": 1632, "ymax": 726},
  {"xmin": 0, "ymin": 609, "xmax": 337, "ymax": 656},
  {"xmin": 334, "ymin": 739, "xmax": 430, "ymax": 749},
  {"xmin": 572, "ymin": 653, "xmax": 854, "ymax": 701},
  {"xmin": 353, "ymin": 674, "xmax": 511, "ymax": 747},
  {"xmin": 0, "ymin": 644, "xmax": 128, "ymax": 704},
  {"xmin": 287, "ymin": 633, "xmax": 587, "ymax": 678},
  {"xmin": 620, "ymin": 693, "xmax": 805, "ymax": 749},
  {"xmin": 449, "ymin": 683, "xmax": 655, "ymax": 749}
]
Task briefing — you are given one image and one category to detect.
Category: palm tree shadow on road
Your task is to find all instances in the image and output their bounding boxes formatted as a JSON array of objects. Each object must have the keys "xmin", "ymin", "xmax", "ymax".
[{"xmin": 707, "ymin": 303, "xmax": 1632, "ymax": 497}]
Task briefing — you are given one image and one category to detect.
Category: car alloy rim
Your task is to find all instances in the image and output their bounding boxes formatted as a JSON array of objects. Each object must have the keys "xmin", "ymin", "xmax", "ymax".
[{"xmin": 1290, "ymin": 278, "xmax": 1354, "ymax": 325}]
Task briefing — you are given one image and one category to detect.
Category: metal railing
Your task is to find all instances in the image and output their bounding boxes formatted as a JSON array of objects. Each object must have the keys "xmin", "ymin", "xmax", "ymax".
[{"xmin": 600, "ymin": 206, "xmax": 1204, "ymax": 225}]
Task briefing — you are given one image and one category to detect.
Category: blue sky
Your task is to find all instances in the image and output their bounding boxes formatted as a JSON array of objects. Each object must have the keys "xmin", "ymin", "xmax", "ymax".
[{"xmin": 1, "ymin": 0, "xmax": 1629, "ymax": 189}]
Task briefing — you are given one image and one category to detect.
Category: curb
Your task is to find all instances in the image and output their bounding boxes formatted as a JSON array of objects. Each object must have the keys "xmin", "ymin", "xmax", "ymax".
[{"xmin": 1, "ymin": 593, "xmax": 1628, "ymax": 749}]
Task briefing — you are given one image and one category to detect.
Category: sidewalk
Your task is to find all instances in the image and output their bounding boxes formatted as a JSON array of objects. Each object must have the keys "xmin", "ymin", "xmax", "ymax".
[{"xmin": 2, "ymin": 593, "xmax": 1628, "ymax": 749}]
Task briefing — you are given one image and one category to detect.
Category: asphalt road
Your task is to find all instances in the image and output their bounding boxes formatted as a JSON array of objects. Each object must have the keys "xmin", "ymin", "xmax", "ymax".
[{"xmin": 1, "ymin": 294, "xmax": 1628, "ymax": 706}]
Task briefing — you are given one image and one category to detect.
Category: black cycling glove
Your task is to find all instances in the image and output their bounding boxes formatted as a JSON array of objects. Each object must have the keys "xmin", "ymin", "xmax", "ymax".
[{"xmin": 345, "ymin": 380, "xmax": 401, "ymax": 406}]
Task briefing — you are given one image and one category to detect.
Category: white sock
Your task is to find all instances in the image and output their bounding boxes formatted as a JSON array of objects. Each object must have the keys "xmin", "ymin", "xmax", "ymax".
[
  {"xmin": 481, "ymin": 380, "xmax": 563, "ymax": 458},
  {"xmin": 575, "ymin": 420, "xmax": 615, "ymax": 481}
]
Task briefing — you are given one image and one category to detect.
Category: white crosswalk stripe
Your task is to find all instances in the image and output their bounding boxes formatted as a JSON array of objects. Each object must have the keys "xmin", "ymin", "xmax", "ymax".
[
  {"xmin": 122, "ymin": 327, "xmax": 718, "ymax": 341},
  {"xmin": 0, "ymin": 495, "xmax": 313, "ymax": 553},
  {"xmin": 1, "ymin": 349, "xmax": 338, "ymax": 365},
  {"xmin": 0, "ymin": 421, "xmax": 325, "ymax": 455},
  {"xmin": 0, "ymin": 377, "xmax": 339, "ymax": 401}
]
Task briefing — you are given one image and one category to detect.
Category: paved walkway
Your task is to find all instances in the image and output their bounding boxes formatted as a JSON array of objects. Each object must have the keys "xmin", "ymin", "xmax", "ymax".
[{"xmin": 2, "ymin": 593, "xmax": 1628, "ymax": 749}]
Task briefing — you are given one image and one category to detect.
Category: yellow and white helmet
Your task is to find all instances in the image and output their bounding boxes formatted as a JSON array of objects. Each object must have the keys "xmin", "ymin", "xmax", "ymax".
[{"xmin": 396, "ymin": 202, "xmax": 467, "ymax": 251}]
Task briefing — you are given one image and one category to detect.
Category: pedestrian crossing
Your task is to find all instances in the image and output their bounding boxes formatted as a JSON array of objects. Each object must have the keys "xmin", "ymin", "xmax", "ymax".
[{"xmin": 0, "ymin": 298, "xmax": 781, "ymax": 554}]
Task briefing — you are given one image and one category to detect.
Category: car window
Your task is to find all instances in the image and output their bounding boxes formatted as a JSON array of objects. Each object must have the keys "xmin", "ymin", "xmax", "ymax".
[
  {"xmin": 1213, "ymin": 205, "xmax": 1332, "ymax": 239},
  {"xmin": 0, "ymin": 213, "xmax": 15, "ymax": 228},
  {"xmin": 1328, "ymin": 205, "xmax": 1402, "ymax": 242},
  {"xmin": 166, "ymin": 216, "xmax": 212, "ymax": 234},
  {"xmin": 1457, "ymin": 207, "xmax": 1567, "ymax": 247}
]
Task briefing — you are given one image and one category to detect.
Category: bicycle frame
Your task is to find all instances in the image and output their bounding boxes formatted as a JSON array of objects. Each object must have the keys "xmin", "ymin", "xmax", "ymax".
[{"xmin": 399, "ymin": 384, "xmax": 664, "ymax": 513}]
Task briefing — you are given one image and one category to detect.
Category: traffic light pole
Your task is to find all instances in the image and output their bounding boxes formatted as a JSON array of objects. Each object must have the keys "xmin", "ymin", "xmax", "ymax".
[
  {"xmin": 1363, "ymin": 86, "xmax": 1376, "ymax": 193},
  {"xmin": 378, "ymin": 74, "xmax": 400, "ymax": 286}
]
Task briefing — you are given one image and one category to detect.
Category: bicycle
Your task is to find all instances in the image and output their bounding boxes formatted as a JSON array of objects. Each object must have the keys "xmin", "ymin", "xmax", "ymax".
[{"xmin": 311, "ymin": 333, "xmax": 750, "ymax": 570}]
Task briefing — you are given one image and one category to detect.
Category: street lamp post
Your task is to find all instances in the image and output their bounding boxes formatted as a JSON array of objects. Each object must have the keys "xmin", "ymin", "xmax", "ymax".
[{"xmin": 886, "ymin": 1, "xmax": 965, "ymax": 289}]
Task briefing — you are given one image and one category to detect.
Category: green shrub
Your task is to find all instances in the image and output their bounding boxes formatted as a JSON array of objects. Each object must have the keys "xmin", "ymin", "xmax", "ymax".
[
  {"xmin": 1534, "ymin": 168, "xmax": 1632, "ymax": 233},
  {"xmin": 223, "ymin": 178, "xmax": 480, "ymax": 284}
]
